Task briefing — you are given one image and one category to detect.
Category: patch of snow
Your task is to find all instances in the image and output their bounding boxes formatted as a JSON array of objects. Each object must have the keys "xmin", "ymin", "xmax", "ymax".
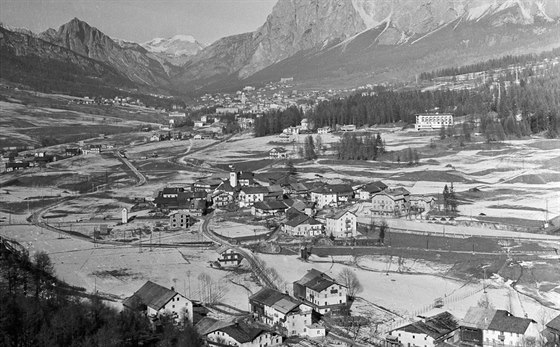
[
  {"xmin": 351, "ymin": 0, "xmax": 386, "ymax": 29},
  {"xmin": 170, "ymin": 34, "xmax": 196, "ymax": 43},
  {"xmin": 496, "ymin": 0, "xmax": 533, "ymax": 22},
  {"xmin": 411, "ymin": 20, "xmax": 454, "ymax": 45},
  {"xmin": 535, "ymin": 0, "xmax": 554, "ymax": 21},
  {"xmin": 467, "ymin": 3, "xmax": 494, "ymax": 21}
]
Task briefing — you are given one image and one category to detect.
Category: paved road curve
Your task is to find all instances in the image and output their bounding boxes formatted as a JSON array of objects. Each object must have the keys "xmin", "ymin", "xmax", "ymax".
[
  {"xmin": 114, "ymin": 150, "xmax": 146, "ymax": 186},
  {"xmin": 200, "ymin": 212, "xmax": 278, "ymax": 290}
]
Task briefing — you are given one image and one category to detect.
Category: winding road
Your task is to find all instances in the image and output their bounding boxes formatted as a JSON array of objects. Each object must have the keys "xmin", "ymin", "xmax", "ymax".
[{"xmin": 200, "ymin": 212, "xmax": 278, "ymax": 290}]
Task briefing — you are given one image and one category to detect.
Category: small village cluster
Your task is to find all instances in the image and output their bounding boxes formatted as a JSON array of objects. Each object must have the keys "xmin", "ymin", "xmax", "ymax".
[
  {"xmin": 192, "ymin": 79, "xmax": 338, "ymax": 116},
  {"xmin": 123, "ymin": 274, "xmax": 560, "ymax": 347},
  {"xmin": 123, "ymin": 269, "xmax": 344, "ymax": 345},
  {"xmin": 152, "ymin": 167, "xmax": 440, "ymax": 240},
  {"xmin": 1, "ymin": 149, "xmax": 81, "ymax": 173}
]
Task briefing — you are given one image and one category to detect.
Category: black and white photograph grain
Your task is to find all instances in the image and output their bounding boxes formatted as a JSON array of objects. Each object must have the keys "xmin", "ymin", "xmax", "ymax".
[{"xmin": 1, "ymin": 0, "xmax": 560, "ymax": 346}]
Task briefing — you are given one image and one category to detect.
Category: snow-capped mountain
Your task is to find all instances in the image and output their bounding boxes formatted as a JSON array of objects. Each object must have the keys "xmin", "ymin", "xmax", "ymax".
[
  {"xmin": 142, "ymin": 35, "xmax": 205, "ymax": 57},
  {"xmin": 174, "ymin": 0, "xmax": 560, "ymax": 91}
]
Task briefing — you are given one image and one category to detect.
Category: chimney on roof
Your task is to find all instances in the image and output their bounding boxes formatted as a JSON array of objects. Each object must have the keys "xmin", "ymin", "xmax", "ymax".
[{"xmin": 171, "ymin": 286, "xmax": 175, "ymax": 291}]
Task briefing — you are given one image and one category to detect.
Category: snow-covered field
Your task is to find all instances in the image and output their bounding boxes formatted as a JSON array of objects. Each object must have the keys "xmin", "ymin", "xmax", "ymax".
[
  {"xmin": 0, "ymin": 225, "xmax": 259, "ymax": 311},
  {"xmin": 256, "ymin": 253, "xmax": 559, "ymax": 331}
]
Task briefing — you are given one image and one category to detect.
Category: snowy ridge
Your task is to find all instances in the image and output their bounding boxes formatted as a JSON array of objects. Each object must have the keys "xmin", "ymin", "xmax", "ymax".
[{"xmin": 142, "ymin": 34, "xmax": 204, "ymax": 57}]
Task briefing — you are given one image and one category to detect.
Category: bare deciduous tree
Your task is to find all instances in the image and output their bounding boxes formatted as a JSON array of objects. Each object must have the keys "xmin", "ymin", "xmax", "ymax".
[{"xmin": 337, "ymin": 268, "xmax": 363, "ymax": 298}]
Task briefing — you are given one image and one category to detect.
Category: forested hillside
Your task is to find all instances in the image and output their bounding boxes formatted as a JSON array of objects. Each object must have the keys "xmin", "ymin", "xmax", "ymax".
[
  {"xmin": 0, "ymin": 244, "xmax": 202, "ymax": 347},
  {"xmin": 255, "ymin": 59, "xmax": 560, "ymax": 139}
]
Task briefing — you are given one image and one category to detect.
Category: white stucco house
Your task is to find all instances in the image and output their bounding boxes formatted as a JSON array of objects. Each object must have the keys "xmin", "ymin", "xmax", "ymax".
[{"xmin": 122, "ymin": 281, "xmax": 193, "ymax": 324}]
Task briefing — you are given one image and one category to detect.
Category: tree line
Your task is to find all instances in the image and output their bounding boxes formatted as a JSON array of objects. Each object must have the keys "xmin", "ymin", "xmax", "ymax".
[
  {"xmin": 419, "ymin": 48, "xmax": 560, "ymax": 80},
  {"xmin": 251, "ymin": 53, "xmax": 560, "ymax": 141},
  {"xmin": 253, "ymin": 106, "xmax": 304, "ymax": 137}
]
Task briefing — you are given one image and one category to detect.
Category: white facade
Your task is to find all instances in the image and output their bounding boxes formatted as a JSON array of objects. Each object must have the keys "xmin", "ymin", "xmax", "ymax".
[
  {"xmin": 206, "ymin": 330, "xmax": 281, "ymax": 347},
  {"xmin": 483, "ymin": 324, "xmax": 540, "ymax": 347},
  {"xmin": 264, "ymin": 303, "xmax": 314, "ymax": 337},
  {"xmin": 146, "ymin": 293, "xmax": 193, "ymax": 324},
  {"xmin": 326, "ymin": 211, "xmax": 357, "ymax": 238},
  {"xmin": 238, "ymin": 191, "xmax": 265, "ymax": 207},
  {"xmin": 304, "ymin": 284, "xmax": 347, "ymax": 314},
  {"xmin": 389, "ymin": 329, "xmax": 436, "ymax": 347},
  {"xmin": 285, "ymin": 222, "xmax": 323, "ymax": 237},
  {"xmin": 415, "ymin": 113, "xmax": 453, "ymax": 131},
  {"xmin": 310, "ymin": 191, "xmax": 337, "ymax": 208}
]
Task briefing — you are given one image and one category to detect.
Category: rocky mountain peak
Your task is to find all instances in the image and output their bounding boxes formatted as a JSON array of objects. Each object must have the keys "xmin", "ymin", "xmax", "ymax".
[{"xmin": 142, "ymin": 34, "xmax": 205, "ymax": 57}]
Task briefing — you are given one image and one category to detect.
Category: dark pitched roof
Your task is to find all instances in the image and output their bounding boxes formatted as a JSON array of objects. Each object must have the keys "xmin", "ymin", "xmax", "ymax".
[
  {"xmin": 547, "ymin": 314, "xmax": 560, "ymax": 331},
  {"xmin": 241, "ymin": 186, "xmax": 269, "ymax": 195},
  {"xmin": 238, "ymin": 171, "xmax": 254, "ymax": 179},
  {"xmin": 460, "ymin": 307, "xmax": 495, "ymax": 329},
  {"xmin": 488, "ymin": 310, "xmax": 535, "ymax": 334},
  {"xmin": 253, "ymin": 200, "xmax": 287, "ymax": 210},
  {"xmin": 249, "ymin": 288, "xmax": 301, "ymax": 315},
  {"xmin": 397, "ymin": 312, "xmax": 458, "ymax": 339},
  {"xmin": 294, "ymin": 269, "xmax": 342, "ymax": 292},
  {"xmin": 285, "ymin": 214, "xmax": 321, "ymax": 227},
  {"xmin": 196, "ymin": 317, "xmax": 236, "ymax": 336},
  {"xmin": 122, "ymin": 281, "xmax": 181, "ymax": 311},
  {"xmin": 219, "ymin": 322, "xmax": 265, "ymax": 343},
  {"xmin": 250, "ymin": 287, "xmax": 287, "ymax": 307},
  {"xmin": 162, "ymin": 187, "xmax": 183, "ymax": 195},
  {"xmin": 362, "ymin": 181, "xmax": 388, "ymax": 193},
  {"xmin": 285, "ymin": 207, "xmax": 307, "ymax": 220},
  {"xmin": 285, "ymin": 214, "xmax": 311, "ymax": 227},
  {"xmin": 289, "ymin": 182, "xmax": 310, "ymax": 192},
  {"xmin": 327, "ymin": 209, "xmax": 356, "ymax": 220},
  {"xmin": 329, "ymin": 184, "xmax": 354, "ymax": 194}
]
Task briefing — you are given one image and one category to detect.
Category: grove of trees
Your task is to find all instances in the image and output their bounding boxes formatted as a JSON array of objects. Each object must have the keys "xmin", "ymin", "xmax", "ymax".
[{"xmin": 335, "ymin": 133, "xmax": 385, "ymax": 160}]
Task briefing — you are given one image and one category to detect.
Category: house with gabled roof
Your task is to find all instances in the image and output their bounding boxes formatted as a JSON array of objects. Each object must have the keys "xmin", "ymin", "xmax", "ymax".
[
  {"xmin": 214, "ymin": 246, "xmax": 244, "ymax": 268},
  {"xmin": 249, "ymin": 288, "xmax": 324, "ymax": 338},
  {"xmin": 238, "ymin": 171, "xmax": 255, "ymax": 187},
  {"xmin": 310, "ymin": 184, "xmax": 354, "ymax": 208},
  {"xmin": 371, "ymin": 187, "xmax": 411, "ymax": 217},
  {"xmin": 484, "ymin": 310, "xmax": 539, "ymax": 347},
  {"xmin": 283, "ymin": 182, "xmax": 310, "ymax": 198},
  {"xmin": 251, "ymin": 200, "xmax": 288, "ymax": 217},
  {"xmin": 457, "ymin": 307, "xmax": 540, "ymax": 347},
  {"xmin": 122, "ymin": 280, "xmax": 193, "ymax": 323},
  {"xmin": 269, "ymin": 147, "xmax": 289, "ymax": 159},
  {"xmin": 358, "ymin": 181, "xmax": 388, "ymax": 200},
  {"xmin": 239, "ymin": 186, "xmax": 269, "ymax": 207},
  {"xmin": 325, "ymin": 209, "xmax": 357, "ymax": 238},
  {"xmin": 197, "ymin": 317, "xmax": 283, "ymax": 347},
  {"xmin": 410, "ymin": 195, "xmax": 437, "ymax": 214},
  {"xmin": 459, "ymin": 307, "xmax": 495, "ymax": 346},
  {"xmin": 386, "ymin": 311, "xmax": 458, "ymax": 347},
  {"xmin": 545, "ymin": 314, "xmax": 560, "ymax": 346},
  {"xmin": 293, "ymin": 269, "xmax": 348, "ymax": 314},
  {"xmin": 284, "ymin": 214, "xmax": 323, "ymax": 237},
  {"xmin": 212, "ymin": 190, "xmax": 236, "ymax": 208}
]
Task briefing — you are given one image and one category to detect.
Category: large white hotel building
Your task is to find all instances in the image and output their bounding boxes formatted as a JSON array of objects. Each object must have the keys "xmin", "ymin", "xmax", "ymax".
[{"xmin": 415, "ymin": 113, "xmax": 454, "ymax": 131}]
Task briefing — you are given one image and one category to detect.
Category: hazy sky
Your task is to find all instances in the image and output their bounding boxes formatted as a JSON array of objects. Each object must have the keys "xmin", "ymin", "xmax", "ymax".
[{"xmin": 0, "ymin": 0, "xmax": 278, "ymax": 45}]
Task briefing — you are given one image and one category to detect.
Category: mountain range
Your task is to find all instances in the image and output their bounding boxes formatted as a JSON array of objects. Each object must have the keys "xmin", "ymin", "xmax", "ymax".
[{"xmin": 1, "ymin": 0, "xmax": 560, "ymax": 96}]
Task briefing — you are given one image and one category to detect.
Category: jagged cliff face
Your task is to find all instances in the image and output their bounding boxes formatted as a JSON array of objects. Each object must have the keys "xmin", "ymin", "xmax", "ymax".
[
  {"xmin": 177, "ymin": 0, "xmax": 560, "ymax": 89},
  {"xmin": 39, "ymin": 18, "xmax": 170, "ymax": 87}
]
